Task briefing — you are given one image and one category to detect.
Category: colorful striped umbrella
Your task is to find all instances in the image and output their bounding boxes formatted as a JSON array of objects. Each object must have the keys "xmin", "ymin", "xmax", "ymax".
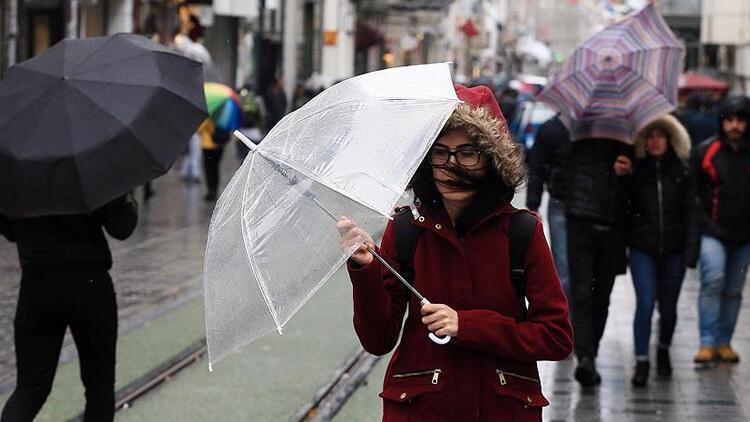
[
  {"xmin": 204, "ymin": 82, "xmax": 242, "ymax": 131},
  {"xmin": 538, "ymin": 3, "xmax": 685, "ymax": 144}
]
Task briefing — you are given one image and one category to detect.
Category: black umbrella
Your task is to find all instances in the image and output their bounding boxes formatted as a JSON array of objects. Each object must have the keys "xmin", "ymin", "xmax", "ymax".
[{"xmin": 0, "ymin": 33, "xmax": 207, "ymax": 218}]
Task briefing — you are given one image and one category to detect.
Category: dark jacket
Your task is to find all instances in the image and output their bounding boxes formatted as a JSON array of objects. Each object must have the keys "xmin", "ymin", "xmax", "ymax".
[
  {"xmin": 0, "ymin": 194, "xmax": 138, "ymax": 268},
  {"xmin": 347, "ymin": 203, "xmax": 572, "ymax": 421},
  {"xmin": 626, "ymin": 115, "xmax": 695, "ymax": 258},
  {"xmin": 526, "ymin": 115, "xmax": 571, "ymax": 211},
  {"xmin": 690, "ymin": 137, "xmax": 750, "ymax": 247},
  {"xmin": 563, "ymin": 138, "xmax": 634, "ymax": 224}
]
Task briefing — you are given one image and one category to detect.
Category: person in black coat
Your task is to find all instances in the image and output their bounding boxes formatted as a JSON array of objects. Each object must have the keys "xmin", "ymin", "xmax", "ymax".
[
  {"xmin": 564, "ymin": 137, "xmax": 634, "ymax": 387},
  {"xmin": 0, "ymin": 194, "xmax": 138, "ymax": 422},
  {"xmin": 625, "ymin": 114, "xmax": 694, "ymax": 387},
  {"xmin": 527, "ymin": 114, "xmax": 572, "ymax": 299}
]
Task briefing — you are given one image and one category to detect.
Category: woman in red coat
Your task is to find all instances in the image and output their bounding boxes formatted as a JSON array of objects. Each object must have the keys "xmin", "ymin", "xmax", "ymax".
[{"xmin": 337, "ymin": 84, "xmax": 573, "ymax": 421}]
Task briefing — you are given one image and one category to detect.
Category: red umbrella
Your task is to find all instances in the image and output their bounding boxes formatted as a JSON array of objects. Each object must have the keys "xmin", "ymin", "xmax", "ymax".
[{"xmin": 678, "ymin": 71, "xmax": 728, "ymax": 93}]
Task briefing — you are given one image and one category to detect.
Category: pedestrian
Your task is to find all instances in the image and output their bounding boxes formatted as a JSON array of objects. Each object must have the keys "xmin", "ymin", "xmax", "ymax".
[
  {"xmin": 565, "ymin": 135, "xmax": 634, "ymax": 387},
  {"xmin": 181, "ymin": 132, "xmax": 202, "ymax": 184},
  {"xmin": 0, "ymin": 194, "xmax": 138, "ymax": 422},
  {"xmin": 263, "ymin": 76, "xmax": 288, "ymax": 132},
  {"xmin": 337, "ymin": 84, "xmax": 572, "ymax": 421},
  {"xmin": 235, "ymin": 83, "xmax": 266, "ymax": 162},
  {"xmin": 689, "ymin": 95, "xmax": 750, "ymax": 365},
  {"xmin": 625, "ymin": 114, "xmax": 694, "ymax": 386},
  {"xmin": 200, "ymin": 118, "xmax": 227, "ymax": 201},
  {"xmin": 526, "ymin": 113, "xmax": 572, "ymax": 301},
  {"xmin": 677, "ymin": 92, "xmax": 719, "ymax": 146}
]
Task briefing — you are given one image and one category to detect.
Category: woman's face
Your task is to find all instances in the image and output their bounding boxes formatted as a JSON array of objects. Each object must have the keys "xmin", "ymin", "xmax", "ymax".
[
  {"xmin": 646, "ymin": 128, "xmax": 669, "ymax": 158},
  {"xmin": 430, "ymin": 129, "xmax": 488, "ymax": 203}
]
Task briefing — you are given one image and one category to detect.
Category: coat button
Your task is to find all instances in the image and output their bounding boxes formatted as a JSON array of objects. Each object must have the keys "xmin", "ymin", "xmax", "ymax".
[
  {"xmin": 526, "ymin": 396, "xmax": 533, "ymax": 403},
  {"xmin": 399, "ymin": 392, "xmax": 407, "ymax": 400},
  {"xmin": 418, "ymin": 216, "xmax": 425, "ymax": 222},
  {"xmin": 435, "ymin": 223, "xmax": 442, "ymax": 230}
]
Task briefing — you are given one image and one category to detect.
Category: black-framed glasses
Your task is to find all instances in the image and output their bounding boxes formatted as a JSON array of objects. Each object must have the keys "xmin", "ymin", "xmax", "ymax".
[{"xmin": 429, "ymin": 147, "xmax": 482, "ymax": 167}]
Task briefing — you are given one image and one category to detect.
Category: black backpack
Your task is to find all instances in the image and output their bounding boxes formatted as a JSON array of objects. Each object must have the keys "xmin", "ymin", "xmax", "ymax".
[{"xmin": 394, "ymin": 208, "xmax": 537, "ymax": 320}]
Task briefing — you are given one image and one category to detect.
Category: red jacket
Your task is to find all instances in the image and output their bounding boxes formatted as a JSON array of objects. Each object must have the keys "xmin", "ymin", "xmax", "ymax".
[{"xmin": 347, "ymin": 203, "xmax": 573, "ymax": 421}]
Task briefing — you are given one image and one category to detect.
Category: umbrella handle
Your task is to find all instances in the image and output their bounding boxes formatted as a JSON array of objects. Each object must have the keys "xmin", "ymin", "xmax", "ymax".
[{"xmin": 420, "ymin": 298, "xmax": 452, "ymax": 345}]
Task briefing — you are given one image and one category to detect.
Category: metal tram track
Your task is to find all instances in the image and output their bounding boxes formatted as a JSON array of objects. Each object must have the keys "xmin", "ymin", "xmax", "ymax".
[{"xmin": 68, "ymin": 339, "xmax": 378, "ymax": 421}]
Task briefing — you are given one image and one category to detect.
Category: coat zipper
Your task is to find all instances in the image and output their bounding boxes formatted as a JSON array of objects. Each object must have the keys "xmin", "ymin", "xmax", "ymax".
[
  {"xmin": 393, "ymin": 369, "xmax": 442, "ymax": 385},
  {"xmin": 656, "ymin": 161, "xmax": 664, "ymax": 255},
  {"xmin": 496, "ymin": 369, "xmax": 540, "ymax": 385}
]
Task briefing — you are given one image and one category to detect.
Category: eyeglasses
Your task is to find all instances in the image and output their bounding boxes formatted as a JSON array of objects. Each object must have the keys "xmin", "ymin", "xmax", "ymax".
[{"xmin": 429, "ymin": 147, "xmax": 482, "ymax": 167}]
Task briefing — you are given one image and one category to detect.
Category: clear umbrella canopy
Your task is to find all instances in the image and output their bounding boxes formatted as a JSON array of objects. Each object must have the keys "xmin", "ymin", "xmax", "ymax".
[{"xmin": 203, "ymin": 63, "xmax": 460, "ymax": 368}]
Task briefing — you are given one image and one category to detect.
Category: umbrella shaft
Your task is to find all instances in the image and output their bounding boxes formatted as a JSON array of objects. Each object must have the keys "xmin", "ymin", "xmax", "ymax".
[{"xmin": 366, "ymin": 246, "xmax": 426, "ymax": 302}]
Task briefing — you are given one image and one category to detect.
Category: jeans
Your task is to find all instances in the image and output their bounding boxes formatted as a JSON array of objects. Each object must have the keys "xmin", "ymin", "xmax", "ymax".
[
  {"xmin": 1, "ymin": 266, "xmax": 117, "ymax": 422},
  {"xmin": 567, "ymin": 218, "xmax": 622, "ymax": 358},
  {"xmin": 547, "ymin": 197, "xmax": 570, "ymax": 300},
  {"xmin": 698, "ymin": 236, "xmax": 750, "ymax": 346},
  {"xmin": 180, "ymin": 133, "xmax": 202, "ymax": 180},
  {"xmin": 629, "ymin": 249, "xmax": 685, "ymax": 357}
]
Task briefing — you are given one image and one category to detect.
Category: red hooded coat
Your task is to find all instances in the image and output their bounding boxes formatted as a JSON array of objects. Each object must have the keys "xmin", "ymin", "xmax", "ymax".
[{"xmin": 346, "ymin": 85, "xmax": 573, "ymax": 421}]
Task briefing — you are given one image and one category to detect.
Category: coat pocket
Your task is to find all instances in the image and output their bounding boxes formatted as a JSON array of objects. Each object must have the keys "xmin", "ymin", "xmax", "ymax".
[
  {"xmin": 380, "ymin": 369, "xmax": 445, "ymax": 421},
  {"xmin": 491, "ymin": 369, "xmax": 549, "ymax": 408}
]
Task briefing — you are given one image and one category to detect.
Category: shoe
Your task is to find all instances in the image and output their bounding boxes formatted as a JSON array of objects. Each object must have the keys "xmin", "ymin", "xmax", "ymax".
[
  {"xmin": 574, "ymin": 357, "xmax": 601, "ymax": 387},
  {"xmin": 693, "ymin": 346, "xmax": 717, "ymax": 363},
  {"xmin": 656, "ymin": 346, "xmax": 672, "ymax": 376},
  {"xmin": 717, "ymin": 345, "xmax": 740, "ymax": 363},
  {"xmin": 631, "ymin": 361, "xmax": 650, "ymax": 387}
]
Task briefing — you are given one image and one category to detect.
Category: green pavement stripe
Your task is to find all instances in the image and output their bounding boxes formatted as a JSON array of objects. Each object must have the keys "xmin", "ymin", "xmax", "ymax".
[{"xmin": 116, "ymin": 269, "xmax": 361, "ymax": 421}]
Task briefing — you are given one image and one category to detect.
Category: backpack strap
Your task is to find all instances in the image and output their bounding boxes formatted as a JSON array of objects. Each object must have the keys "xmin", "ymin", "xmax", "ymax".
[
  {"xmin": 509, "ymin": 211, "xmax": 538, "ymax": 320},
  {"xmin": 394, "ymin": 207, "xmax": 422, "ymax": 283}
]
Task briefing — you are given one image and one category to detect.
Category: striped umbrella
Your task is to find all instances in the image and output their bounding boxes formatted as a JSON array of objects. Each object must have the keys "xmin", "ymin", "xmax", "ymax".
[
  {"xmin": 204, "ymin": 82, "xmax": 242, "ymax": 131},
  {"xmin": 538, "ymin": 3, "xmax": 685, "ymax": 144}
]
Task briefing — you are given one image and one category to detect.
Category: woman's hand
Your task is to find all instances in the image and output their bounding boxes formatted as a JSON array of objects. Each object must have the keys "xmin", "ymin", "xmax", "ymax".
[
  {"xmin": 336, "ymin": 217, "xmax": 374, "ymax": 266},
  {"xmin": 421, "ymin": 303, "xmax": 459, "ymax": 337}
]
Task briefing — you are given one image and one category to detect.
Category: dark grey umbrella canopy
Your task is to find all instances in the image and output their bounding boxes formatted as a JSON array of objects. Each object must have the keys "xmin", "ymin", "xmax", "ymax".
[{"xmin": 0, "ymin": 33, "xmax": 208, "ymax": 218}]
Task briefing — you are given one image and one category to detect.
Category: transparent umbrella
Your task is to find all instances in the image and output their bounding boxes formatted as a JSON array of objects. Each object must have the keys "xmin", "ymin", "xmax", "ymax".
[{"xmin": 203, "ymin": 63, "xmax": 460, "ymax": 369}]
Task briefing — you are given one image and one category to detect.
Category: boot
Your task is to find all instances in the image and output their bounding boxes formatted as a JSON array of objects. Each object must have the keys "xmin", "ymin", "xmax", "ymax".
[
  {"xmin": 631, "ymin": 361, "xmax": 650, "ymax": 387},
  {"xmin": 717, "ymin": 345, "xmax": 740, "ymax": 363},
  {"xmin": 574, "ymin": 356, "xmax": 601, "ymax": 387},
  {"xmin": 656, "ymin": 346, "xmax": 672, "ymax": 376},
  {"xmin": 693, "ymin": 346, "xmax": 717, "ymax": 364}
]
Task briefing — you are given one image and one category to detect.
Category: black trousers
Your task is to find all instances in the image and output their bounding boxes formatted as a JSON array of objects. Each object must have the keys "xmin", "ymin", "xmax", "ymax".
[
  {"xmin": 567, "ymin": 218, "xmax": 623, "ymax": 359},
  {"xmin": 1, "ymin": 266, "xmax": 117, "ymax": 422},
  {"xmin": 202, "ymin": 147, "xmax": 225, "ymax": 196}
]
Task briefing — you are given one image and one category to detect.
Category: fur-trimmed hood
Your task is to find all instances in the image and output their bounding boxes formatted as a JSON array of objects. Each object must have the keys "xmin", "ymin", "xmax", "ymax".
[
  {"xmin": 443, "ymin": 84, "xmax": 524, "ymax": 187},
  {"xmin": 634, "ymin": 114, "xmax": 690, "ymax": 160}
]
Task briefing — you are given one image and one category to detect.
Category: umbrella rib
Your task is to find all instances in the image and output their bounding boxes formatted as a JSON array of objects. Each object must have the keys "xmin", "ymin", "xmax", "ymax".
[
  {"xmin": 258, "ymin": 150, "xmax": 393, "ymax": 220},
  {"xmin": 239, "ymin": 152, "xmax": 285, "ymax": 335},
  {"xmin": 70, "ymin": 76, "xmax": 206, "ymax": 111},
  {"xmin": 67, "ymin": 82, "xmax": 192, "ymax": 172},
  {"xmin": 0, "ymin": 79, "xmax": 62, "ymax": 130}
]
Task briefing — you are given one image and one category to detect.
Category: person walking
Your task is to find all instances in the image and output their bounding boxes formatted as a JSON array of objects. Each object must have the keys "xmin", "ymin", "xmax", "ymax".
[
  {"xmin": 565, "ymin": 136, "xmax": 634, "ymax": 387},
  {"xmin": 263, "ymin": 76, "xmax": 288, "ymax": 132},
  {"xmin": 200, "ymin": 118, "xmax": 227, "ymax": 201},
  {"xmin": 337, "ymin": 84, "xmax": 572, "ymax": 421},
  {"xmin": 689, "ymin": 95, "xmax": 750, "ymax": 364},
  {"xmin": 0, "ymin": 194, "xmax": 138, "ymax": 422},
  {"xmin": 625, "ymin": 115, "xmax": 694, "ymax": 386},
  {"xmin": 527, "ymin": 114, "xmax": 572, "ymax": 301}
]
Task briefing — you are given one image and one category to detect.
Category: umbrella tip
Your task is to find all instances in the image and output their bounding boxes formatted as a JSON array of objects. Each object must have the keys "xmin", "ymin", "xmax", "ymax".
[{"xmin": 233, "ymin": 130, "xmax": 258, "ymax": 151}]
